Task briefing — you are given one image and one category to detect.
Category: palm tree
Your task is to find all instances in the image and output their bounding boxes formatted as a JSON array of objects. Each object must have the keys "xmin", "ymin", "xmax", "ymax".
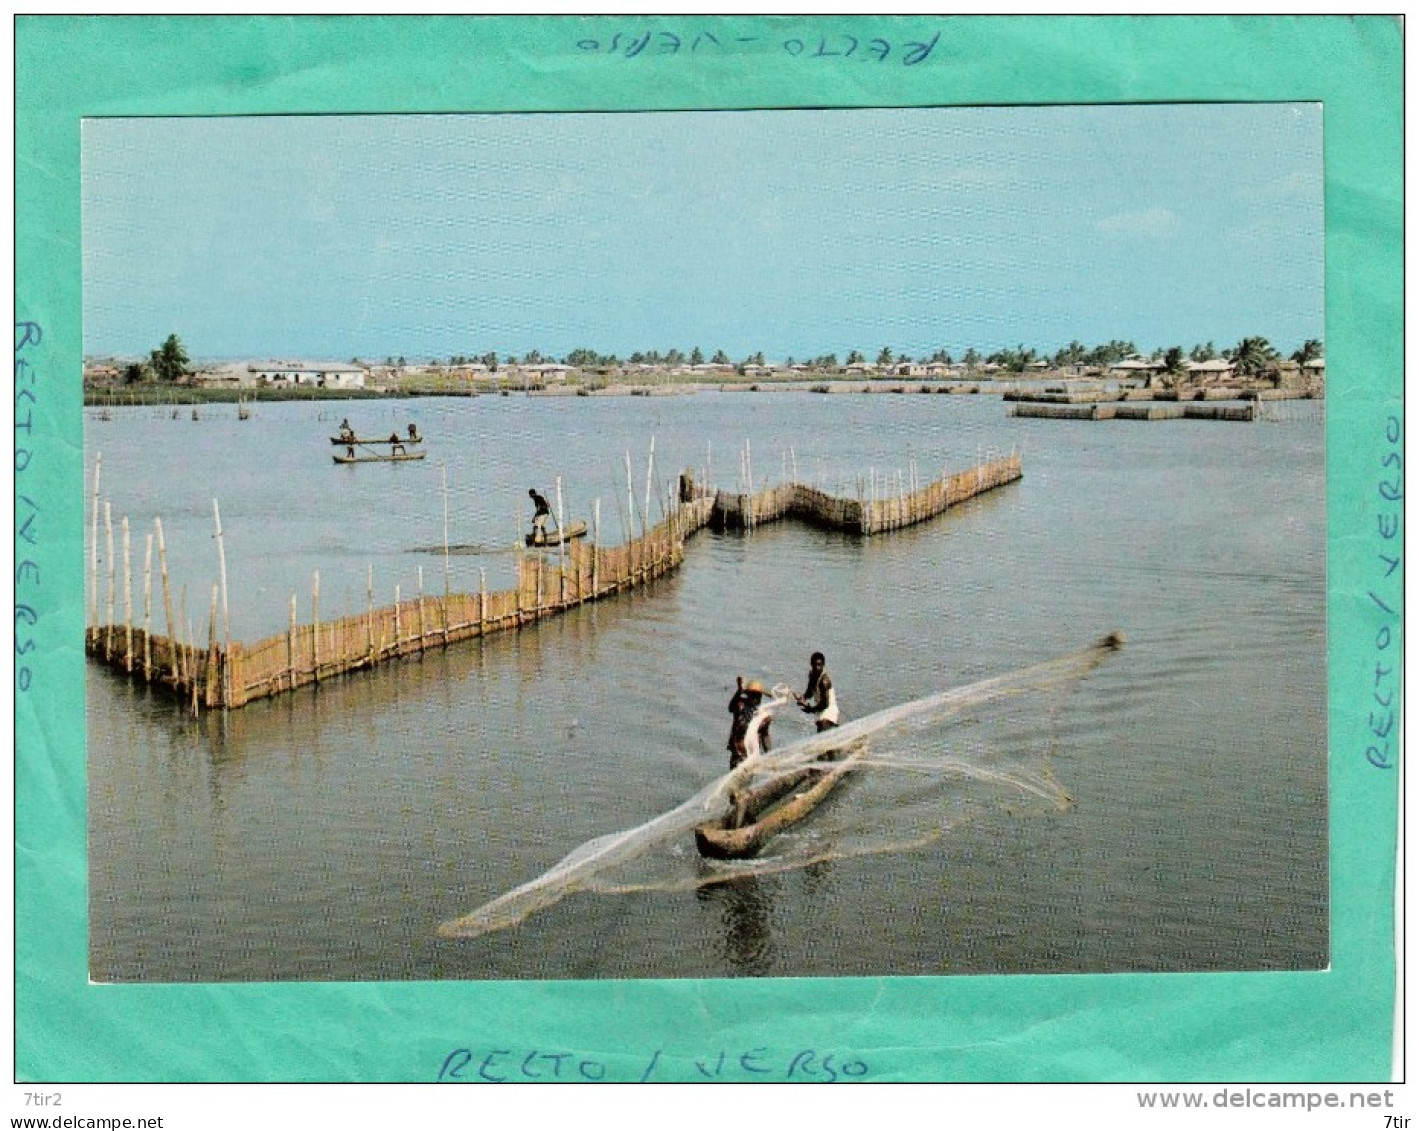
[
  {"xmin": 1054, "ymin": 340, "xmax": 1086, "ymax": 369},
  {"xmin": 148, "ymin": 333, "xmax": 189, "ymax": 382},
  {"xmin": 1231, "ymin": 336, "xmax": 1277, "ymax": 377},
  {"xmin": 1291, "ymin": 339, "xmax": 1324, "ymax": 365}
]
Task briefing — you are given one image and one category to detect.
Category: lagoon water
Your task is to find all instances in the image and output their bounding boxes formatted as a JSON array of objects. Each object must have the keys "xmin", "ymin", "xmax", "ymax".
[{"xmin": 86, "ymin": 391, "xmax": 1326, "ymax": 981}]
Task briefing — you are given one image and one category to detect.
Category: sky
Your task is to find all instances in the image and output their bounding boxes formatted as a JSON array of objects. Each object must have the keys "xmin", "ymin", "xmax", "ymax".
[{"xmin": 82, "ymin": 104, "xmax": 1324, "ymax": 362}]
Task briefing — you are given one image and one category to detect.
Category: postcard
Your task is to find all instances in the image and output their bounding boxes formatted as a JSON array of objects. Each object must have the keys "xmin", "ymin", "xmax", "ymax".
[{"xmin": 15, "ymin": 13, "xmax": 1402, "ymax": 1100}]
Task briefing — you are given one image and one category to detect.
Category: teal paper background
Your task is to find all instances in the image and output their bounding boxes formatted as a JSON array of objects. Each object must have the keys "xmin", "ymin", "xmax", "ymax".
[{"xmin": 15, "ymin": 15, "xmax": 1402, "ymax": 1082}]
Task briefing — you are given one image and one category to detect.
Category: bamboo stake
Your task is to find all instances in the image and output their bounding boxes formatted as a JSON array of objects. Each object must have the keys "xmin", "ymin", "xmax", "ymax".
[
  {"xmin": 643, "ymin": 437, "xmax": 655, "ymax": 538},
  {"xmin": 440, "ymin": 462, "xmax": 451, "ymax": 604},
  {"xmin": 186, "ymin": 590, "xmax": 198, "ymax": 713},
  {"xmin": 366, "ymin": 563, "xmax": 375, "ymax": 660},
  {"xmin": 479, "ymin": 567, "xmax": 488, "ymax": 631},
  {"xmin": 288, "ymin": 592, "xmax": 297, "ymax": 689},
  {"xmin": 626, "ymin": 450, "xmax": 639, "ymax": 539},
  {"xmin": 207, "ymin": 584, "xmax": 219, "ymax": 709},
  {"xmin": 312, "ymin": 570, "xmax": 321, "ymax": 683},
  {"xmin": 555, "ymin": 475, "xmax": 567, "ymax": 606},
  {"xmin": 213, "ymin": 499, "xmax": 230, "ymax": 648},
  {"xmin": 103, "ymin": 502, "xmax": 115, "ymax": 658},
  {"xmin": 514, "ymin": 506, "xmax": 524, "ymax": 624},
  {"xmin": 610, "ymin": 471, "xmax": 629, "ymax": 554},
  {"xmin": 156, "ymin": 518, "xmax": 177, "ymax": 684},
  {"xmin": 418, "ymin": 565, "xmax": 428, "ymax": 645},
  {"xmin": 89, "ymin": 453, "xmax": 102, "ymax": 644},
  {"xmin": 394, "ymin": 584, "xmax": 402, "ymax": 656},
  {"xmin": 745, "ymin": 438, "xmax": 754, "ymax": 530},
  {"xmin": 177, "ymin": 583, "xmax": 188, "ymax": 687},
  {"xmin": 213, "ymin": 499, "xmax": 231, "ymax": 705},
  {"xmin": 142, "ymin": 533, "xmax": 153, "ymax": 679},
  {"xmin": 592, "ymin": 497, "xmax": 601, "ymax": 594},
  {"xmin": 122, "ymin": 516, "xmax": 132, "ymax": 671}
]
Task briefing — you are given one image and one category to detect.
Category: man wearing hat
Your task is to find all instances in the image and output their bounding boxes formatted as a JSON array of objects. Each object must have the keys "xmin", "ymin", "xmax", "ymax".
[{"xmin": 726, "ymin": 676, "xmax": 772, "ymax": 768}]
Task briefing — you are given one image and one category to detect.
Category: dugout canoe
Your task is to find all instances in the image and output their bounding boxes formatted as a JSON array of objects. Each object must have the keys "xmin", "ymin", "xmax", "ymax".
[
  {"xmin": 330, "ymin": 435, "xmax": 424, "ymax": 445},
  {"xmin": 694, "ymin": 747, "xmax": 865, "ymax": 860},
  {"xmin": 332, "ymin": 450, "xmax": 428, "ymax": 464},
  {"xmin": 525, "ymin": 520, "xmax": 589, "ymax": 547}
]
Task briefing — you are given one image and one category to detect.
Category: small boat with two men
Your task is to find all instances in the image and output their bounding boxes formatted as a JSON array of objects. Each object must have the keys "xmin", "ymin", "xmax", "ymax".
[{"xmin": 332, "ymin": 420, "xmax": 426, "ymax": 464}]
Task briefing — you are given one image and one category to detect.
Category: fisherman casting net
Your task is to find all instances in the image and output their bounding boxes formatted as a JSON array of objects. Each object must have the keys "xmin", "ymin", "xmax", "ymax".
[{"xmin": 438, "ymin": 632, "xmax": 1124, "ymax": 940}]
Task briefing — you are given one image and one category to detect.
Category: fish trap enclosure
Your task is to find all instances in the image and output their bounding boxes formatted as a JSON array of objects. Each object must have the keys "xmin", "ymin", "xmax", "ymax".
[{"xmin": 86, "ymin": 454, "xmax": 1022, "ymax": 711}]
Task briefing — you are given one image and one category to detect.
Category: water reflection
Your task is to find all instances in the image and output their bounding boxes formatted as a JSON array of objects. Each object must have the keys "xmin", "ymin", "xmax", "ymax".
[
  {"xmin": 86, "ymin": 395, "xmax": 1327, "ymax": 981},
  {"xmin": 696, "ymin": 872, "xmax": 777, "ymax": 975}
]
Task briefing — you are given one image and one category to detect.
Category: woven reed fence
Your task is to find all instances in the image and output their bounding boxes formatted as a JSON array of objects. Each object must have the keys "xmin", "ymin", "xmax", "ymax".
[
  {"xmin": 87, "ymin": 456, "xmax": 1020, "ymax": 711},
  {"xmin": 712, "ymin": 453, "xmax": 1022, "ymax": 535}
]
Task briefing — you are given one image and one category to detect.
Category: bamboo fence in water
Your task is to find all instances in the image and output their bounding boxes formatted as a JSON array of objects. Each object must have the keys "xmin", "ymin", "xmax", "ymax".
[{"xmin": 86, "ymin": 454, "xmax": 1020, "ymax": 712}]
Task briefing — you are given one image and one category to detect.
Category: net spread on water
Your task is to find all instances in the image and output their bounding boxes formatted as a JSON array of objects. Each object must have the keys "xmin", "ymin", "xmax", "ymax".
[{"xmin": 438, "ymin": 632, "xmax": 1124, "ymax": 940}]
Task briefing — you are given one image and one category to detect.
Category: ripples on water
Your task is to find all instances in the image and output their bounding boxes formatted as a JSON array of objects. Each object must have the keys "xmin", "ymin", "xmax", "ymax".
[{"xmin": 86, "ymin": 393, "xmax": 1326, "ymax": 980}]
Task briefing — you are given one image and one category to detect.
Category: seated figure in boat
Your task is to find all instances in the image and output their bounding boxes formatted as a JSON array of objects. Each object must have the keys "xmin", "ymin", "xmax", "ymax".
[
  {"xmin": 528, "ymin": 488, "xmax": 552, "ymax": 542},
  {"xmin": 338, "ymin": 418, "xmax": 355, "ymax": 441},
  {"xmin": 726, "ymin": 677, "xmax": 773, "ymax": 769},
  {"xmin": 795, "ymin": 651, "xmax": 840, "ymax": 732}
]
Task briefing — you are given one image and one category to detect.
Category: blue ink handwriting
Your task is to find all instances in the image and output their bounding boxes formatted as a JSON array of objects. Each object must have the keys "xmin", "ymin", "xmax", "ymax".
[
  {"xmin": 438, "ymin": 1045, "xmax": 869, "ymax": 1083},
  {"xmin": 1366, "ymin": 413, "xmax": 1401, "ymax": 770},
  {"xmin": 576, "ymin": 27, "xmax": 939, "ymax": 67},
  {"xmin": 14, "ymin": 321, "xmax": 42, "ymax": 694}
]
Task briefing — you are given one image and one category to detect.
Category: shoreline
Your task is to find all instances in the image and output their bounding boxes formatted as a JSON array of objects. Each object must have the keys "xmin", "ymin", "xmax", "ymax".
[{"xmin": 84, "ymin": 376, "xmax": 1323, "ymax": 407}]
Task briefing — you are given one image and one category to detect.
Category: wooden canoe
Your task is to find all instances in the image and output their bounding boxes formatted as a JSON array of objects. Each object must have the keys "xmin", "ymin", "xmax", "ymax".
[
  {"xmin": 525, "ymin": 520, "xmax": 589, "ymax": 547},
  {"xmin": 332, "ymin": 450, "xmax": 427, "ymax": 464},
  {"xmin": 330, "ymin": 435, "xmax": 423, "ymax": 445},
  {"xmin": 694, "ymin": 748, "xmax": 864, "ymax": 860}
]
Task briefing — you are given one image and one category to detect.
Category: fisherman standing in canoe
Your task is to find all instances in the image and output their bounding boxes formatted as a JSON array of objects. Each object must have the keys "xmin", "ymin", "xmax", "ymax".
[
  {"xmin": 727, "ymin": 677, "xmax": 773, "ymax": 768},
  {"xmin": 528, "ymin": 488, "xmax": 552, "ymax": 543},
  {"xmin": 795, "ymin": 651, "xmax": 840, "ymax": 731},
  {"xmin": 338, "ymin": 418, "xmax": 356, "ymax": 458},
  {"xmin": 407, "ymin": 422, "xmax": 421, "ymax": 444}
]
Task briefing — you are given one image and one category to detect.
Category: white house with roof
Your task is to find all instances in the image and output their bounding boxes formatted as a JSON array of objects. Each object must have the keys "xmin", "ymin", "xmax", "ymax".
[
  {"xmin": 251, "ymin": 361, "xmax": 367, "ymax": 389},
  {"xmin": 1184, "ymin": 358, "xmax": 1236, "ymax": 380},
  {"xmin": 1108, "ymin": 357, "xmax": 1165, "ymax": 377}
]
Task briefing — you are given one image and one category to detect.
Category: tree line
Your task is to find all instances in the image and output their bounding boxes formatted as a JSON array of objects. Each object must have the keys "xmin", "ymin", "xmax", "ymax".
[{"xmin": 109, "ymin": 332, "xmax": 1325, "ymax": 382}]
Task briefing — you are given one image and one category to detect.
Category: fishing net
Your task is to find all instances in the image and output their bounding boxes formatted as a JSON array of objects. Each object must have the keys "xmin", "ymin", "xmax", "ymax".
[{"xmin": 438, "ymin": 632, "xmax": 1124, "ymax": 940}]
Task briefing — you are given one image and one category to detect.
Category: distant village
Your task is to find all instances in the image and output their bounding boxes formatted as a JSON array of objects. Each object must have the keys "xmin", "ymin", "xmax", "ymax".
[{"xmin": 83, "ymin": 337, "xmax": 1325, "ymax": 398}]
